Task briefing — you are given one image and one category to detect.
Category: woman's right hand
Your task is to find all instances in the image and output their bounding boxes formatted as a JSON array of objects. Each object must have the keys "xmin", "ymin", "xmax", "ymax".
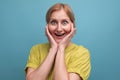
[{"xmin": 45, "ymin": 25, "xmax": 58, "ymax": 50}]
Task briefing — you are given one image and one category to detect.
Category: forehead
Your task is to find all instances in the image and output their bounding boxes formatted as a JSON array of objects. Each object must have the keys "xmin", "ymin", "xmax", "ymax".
[{"xmin": 50, "ymin": 9, "xmax": 70, "ymax": 20}]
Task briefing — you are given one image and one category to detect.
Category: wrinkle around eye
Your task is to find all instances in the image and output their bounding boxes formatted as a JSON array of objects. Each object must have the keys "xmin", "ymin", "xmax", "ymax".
[
  {"xmin": 49, "ymin": 20, "xmax": 57, "ymax": 25},
  {"xmin": 62, "ymin": 20, "xmax": 69, "ymax": 25}
]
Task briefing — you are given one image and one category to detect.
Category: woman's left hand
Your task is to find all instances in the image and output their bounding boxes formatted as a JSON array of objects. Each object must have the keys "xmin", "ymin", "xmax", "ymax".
[{"xmin": 58, "ymin": 24, "xmax": 76, "ymax": 50}]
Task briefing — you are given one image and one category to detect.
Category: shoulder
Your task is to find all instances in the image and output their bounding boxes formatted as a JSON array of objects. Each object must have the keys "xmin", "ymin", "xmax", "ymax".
[
  {"xmin": 71, "ymin": 43, "xmax": 89, "ymax": 51},
  {"xmin": 79, "ymin": 45, "xmax": 89, "ymax": 53},
  {"xmin": 29, "ymin": 43, "xmax": 50, "ymax": 53},
  {"xmin": 31, "ymin": 43, "xmax": 50, "ymax": 50},
  {"xmin": 29, "ymin": 43, "xmax": 50, "ymax": 57},
  {"xmin": 71, "ymin": 43, "xmax": 90, "ymax": 57}
]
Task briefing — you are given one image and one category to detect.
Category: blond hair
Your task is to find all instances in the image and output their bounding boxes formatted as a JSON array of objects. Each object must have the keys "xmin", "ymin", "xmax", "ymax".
[{"xmin": 46, "ymin": 3, "xmax": 75, "ymax": 27}]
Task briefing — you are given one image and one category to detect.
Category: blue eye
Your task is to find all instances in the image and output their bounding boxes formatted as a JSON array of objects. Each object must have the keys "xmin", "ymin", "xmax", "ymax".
[
  {"xmin": 62, "ymin": 20, "xmax": 68, "ymax": 25},
  {"xmin": 50, "ymin": 20, "xmax": 57, "ymax": 25}
]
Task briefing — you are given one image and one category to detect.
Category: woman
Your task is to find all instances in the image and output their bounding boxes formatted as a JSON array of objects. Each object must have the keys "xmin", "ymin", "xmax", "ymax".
[{"xmin": 25, "ymin": 3, "xmax": 91, "ymax": 80}]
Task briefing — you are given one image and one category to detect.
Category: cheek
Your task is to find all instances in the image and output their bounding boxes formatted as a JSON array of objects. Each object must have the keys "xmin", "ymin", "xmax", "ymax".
[
  {"xmin": 48, "ymin": 25, "xmax": 55, "ymax": 33},
  {"xmin": 63, "ymin": 25, "xmax": 71, "ymax": 32}
]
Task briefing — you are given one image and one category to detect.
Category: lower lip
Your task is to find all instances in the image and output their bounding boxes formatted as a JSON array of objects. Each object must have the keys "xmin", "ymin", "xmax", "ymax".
[{"xmin": 55, "ymin": 35, "xmax": 65, "ymax": 39}]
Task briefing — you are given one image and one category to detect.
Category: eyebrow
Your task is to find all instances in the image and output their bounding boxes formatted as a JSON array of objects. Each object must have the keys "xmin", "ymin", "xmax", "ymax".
[{"xmin": 50, "ymin": 17, "xmax": 70, "ymax": 21}]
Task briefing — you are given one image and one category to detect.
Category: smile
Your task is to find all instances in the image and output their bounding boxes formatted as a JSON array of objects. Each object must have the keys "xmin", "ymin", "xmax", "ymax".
[{"xmin": 55, "ymin": 33, "xmax": 65, "ymax": 36}]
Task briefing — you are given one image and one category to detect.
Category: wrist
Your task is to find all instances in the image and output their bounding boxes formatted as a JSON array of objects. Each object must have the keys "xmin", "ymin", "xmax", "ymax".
[
  {"xmin": 58, "ymin": 46, "xmax": 65, "ymax": 53},
  {"xmin": 59, "ymin": 45, "xmax": 65, "ymax": 50},
  {"xmin": 50, "ymin": 47, "xmax": 58, "ymax": 53}
]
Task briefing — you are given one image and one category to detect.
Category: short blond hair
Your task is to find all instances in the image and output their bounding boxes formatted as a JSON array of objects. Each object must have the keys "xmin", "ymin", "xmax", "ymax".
[{"xmin": 46, "ymin": 3, "xmax": 75, "ymax": 27}]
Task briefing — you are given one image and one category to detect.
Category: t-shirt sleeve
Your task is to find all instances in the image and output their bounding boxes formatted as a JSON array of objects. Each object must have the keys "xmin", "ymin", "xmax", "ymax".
[
  {"xmin": 67, "ymin": 47, "xmax": 91, "ymax": 80},
  {"xmin": 25, "ymin": 45, "xmax": 40, "ymax": 73}
]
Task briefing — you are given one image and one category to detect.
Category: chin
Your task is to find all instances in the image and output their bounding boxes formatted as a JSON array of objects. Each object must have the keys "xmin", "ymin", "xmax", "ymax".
[{"xmin": 55, "ymin": 40, "xmax": 62, "ymax": 44}]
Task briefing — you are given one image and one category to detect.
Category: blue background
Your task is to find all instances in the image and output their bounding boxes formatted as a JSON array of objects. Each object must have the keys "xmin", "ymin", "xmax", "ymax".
[{"xmin": 0, "ymin": 0, "xmax": 120, "ymax": 80}]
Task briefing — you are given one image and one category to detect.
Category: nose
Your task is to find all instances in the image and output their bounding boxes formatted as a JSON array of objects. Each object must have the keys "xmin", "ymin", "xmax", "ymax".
[{"xmin": 56, "ymin": 23, "xmax": 63, "ymax": 32}]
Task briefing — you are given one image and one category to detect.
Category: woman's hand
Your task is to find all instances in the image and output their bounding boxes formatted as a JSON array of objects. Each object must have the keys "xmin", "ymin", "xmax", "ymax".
[
  {"xmin": 58, "ymin": 24, "xmax": 76, "ymax": 50},
  {"xmin": 45, "ymin": 25, "xmax": 58, "ymax": 50}
]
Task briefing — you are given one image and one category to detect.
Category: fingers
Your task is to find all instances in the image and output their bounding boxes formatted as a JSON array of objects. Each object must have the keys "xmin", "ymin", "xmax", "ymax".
[
  {"xmin": 61, "ymin": 25, "xmax": 76, "ymax": 44},
  {"xmin": 71, "ymin": 26, "xmax": 76, "ymax": 38},
  {"xmin": 67, "ymin": 24, "xmax": 76, "ymax": 39},
  {"xmin": 45, "ymin": 25, "xmax": 56, "ymax": 43},
  {"xmin": 45, "ymin": 25, "xmax": 49, "ymax": 36},
  {"xmin": 45, "ymin": 25, "xmax": 52, "ymax": 39},
  {"xmin": 59, "ymin": 24, "xmax": 76, "ymax": 48}
]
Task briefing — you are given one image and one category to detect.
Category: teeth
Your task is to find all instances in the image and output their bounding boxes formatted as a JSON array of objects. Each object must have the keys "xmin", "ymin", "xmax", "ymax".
[{"xmin": 55, "ymin": 33, "xmax": 65, "ymax": 36}]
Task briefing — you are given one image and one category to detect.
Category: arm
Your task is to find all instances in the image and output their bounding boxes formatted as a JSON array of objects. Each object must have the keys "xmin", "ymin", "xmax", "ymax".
[
  {"xmin": 53, "ymin": 47, "xmax": 82, "ymax": 80},
  {"xmin": 53, "ymin": 25, "xmax": 82, "ymax": 80},
  {"xmin": 53, "ymin": 47, "xmax": 68, "ymax": 80},
  {"xmin": 26, "ymin": 47, "xmax": 57, "ymax": 80},
  {"xmin": 26, "ymin": 26, "xmax": 58, "ymax": 80}
]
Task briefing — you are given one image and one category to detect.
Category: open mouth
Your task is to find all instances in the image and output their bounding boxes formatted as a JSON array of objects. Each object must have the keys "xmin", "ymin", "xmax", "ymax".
[
  {"xmin": 53, "ymin": 33, "xmax": 66, "ymax": 43},
  {"xmin": 55, "ymin": 33, "xmax": 65, "ymax": 37}
]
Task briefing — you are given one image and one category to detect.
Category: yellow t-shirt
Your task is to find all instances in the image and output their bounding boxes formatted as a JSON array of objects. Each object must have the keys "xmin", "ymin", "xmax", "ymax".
[{"xmin": 25, "ymin": 43, "xmax": 91, "ymax": 80}]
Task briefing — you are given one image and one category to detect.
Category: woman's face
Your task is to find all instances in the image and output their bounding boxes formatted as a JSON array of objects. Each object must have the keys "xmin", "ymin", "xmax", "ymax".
[{"xmin": 48, "ymin": 9, "xmax": 73, "ymax": 44}]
